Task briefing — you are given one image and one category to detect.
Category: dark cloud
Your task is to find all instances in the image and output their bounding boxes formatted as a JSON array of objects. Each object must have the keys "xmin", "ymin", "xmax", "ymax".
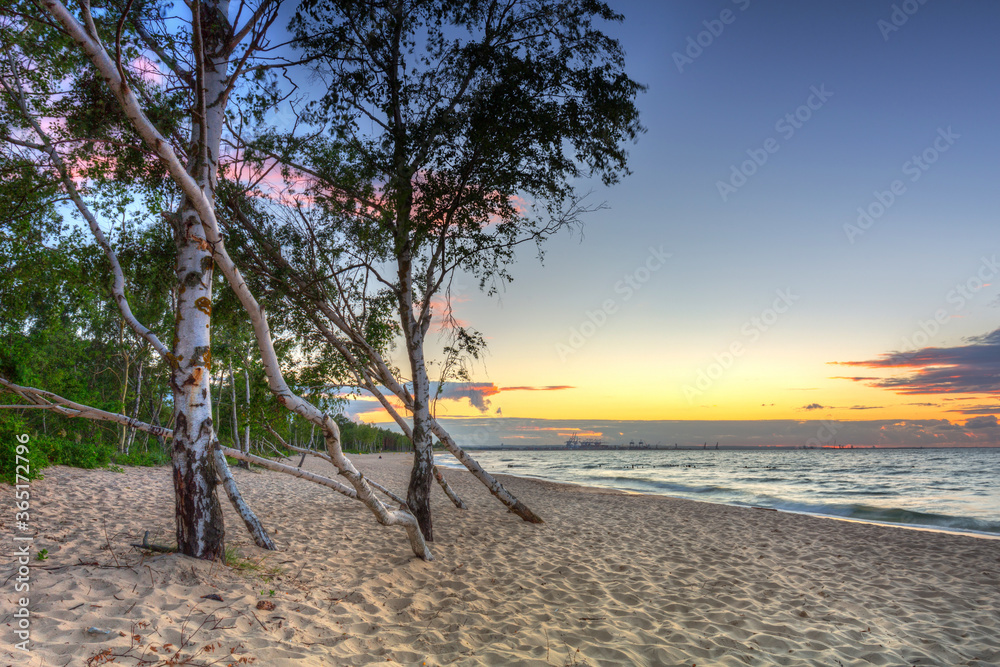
[
  {"xmin": 436, "ymin": 382, "xmax": 500, "ymax": 411},
  {"xmin": 835, "ymin": 327, "xmax": 1000, "ymax": 395},
  {"xmin": 849, "ymin": 405, "xmax": 883, "ymax": 410},
  {"xmin": 965, "ymin": 415, "xmax": 999, "ymax": 429},
  {"xmin": 947, "ymin": 404, "xmax": 1000, "ymax": 415},
  {"xmin": 932, "ymin": 421, "xmax": 962, "ymax": 431},
  {"xmin": 435, "ymin": 383, "xmax": 574, "ymax": 412},
  {"xmin": 801, "ymin": 403, "xmax": 825, "ymax": 410}
]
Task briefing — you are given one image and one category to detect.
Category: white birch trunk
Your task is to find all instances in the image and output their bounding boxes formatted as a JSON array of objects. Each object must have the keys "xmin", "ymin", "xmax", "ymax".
[{"xmin": 229, "ymin": 364, "xmax": 240, "ymax": 451}]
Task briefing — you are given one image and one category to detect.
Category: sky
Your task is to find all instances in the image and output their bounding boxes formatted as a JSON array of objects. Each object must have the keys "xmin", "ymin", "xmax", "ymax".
[{"xmin": 342, "ymin": 0, "xmax": 1000, "ymax": 447}]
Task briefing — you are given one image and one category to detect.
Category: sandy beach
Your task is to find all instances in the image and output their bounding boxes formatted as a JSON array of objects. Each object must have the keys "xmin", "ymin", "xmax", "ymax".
[{"xmin": 3, "ymin": 453, "xmax": 999, "ymax": 666}]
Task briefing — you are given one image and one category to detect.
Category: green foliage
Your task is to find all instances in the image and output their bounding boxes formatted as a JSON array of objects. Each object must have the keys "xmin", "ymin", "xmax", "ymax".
[
  {"xmin": 0, "ymin": 414, "xmax": 173, "ymax": 485},
  {"xmin": 338, "ymin": 418, "xmax": 412, "ymax": 454}
]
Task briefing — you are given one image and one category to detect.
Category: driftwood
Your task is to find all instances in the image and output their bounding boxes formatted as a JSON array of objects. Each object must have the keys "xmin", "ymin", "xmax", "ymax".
[{"xmin": 130, "ymin": 531, "xmax": 175, "ymax": 553}]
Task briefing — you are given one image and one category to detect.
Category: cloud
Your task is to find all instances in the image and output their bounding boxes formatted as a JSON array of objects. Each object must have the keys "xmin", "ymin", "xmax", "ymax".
[
  {"xmin": 435, "ymin": 383, "xmax": 501, "ymax": 411},
  {"xmin": 435, "ymin": 383, "xmax": 574, "ymax": 412},
  {"xmin": 965, "ymin": 415, "xmax": 999, "ymax": 429},
  {"xmin": 947, "ymin": 404, "xmax": 1000, "ymax": 415},
  {"xmin": 422, "ymin": 417, "xmax": 1000, "ymax": 449},
  {"xmin": 848, "ymin": 405, "xmax": 883, "ymax": 410},
  {"xmin": 500, "ymin": 385, "xmax": 574, "ymax": 392},
  {"xmin": 801, "ymin": 403, "xmax": 825, "ymax": 410},
  {"xmin": 835, "ymin": 328, "xmax": 1000, "ymax": 395}
]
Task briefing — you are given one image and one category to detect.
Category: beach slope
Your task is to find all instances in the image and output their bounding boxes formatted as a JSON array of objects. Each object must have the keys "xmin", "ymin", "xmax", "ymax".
[{"xmin": 2, "ymin": 453, "xmax": 998, "ymax": 666}]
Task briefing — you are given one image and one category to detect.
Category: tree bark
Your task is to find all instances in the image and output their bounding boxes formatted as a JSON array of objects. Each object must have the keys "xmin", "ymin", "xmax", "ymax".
[
  {"xmin": 433, "ymin": 466, "xmax": 467, "ymax": 510},
  {"xmin": 214, "ymin": 445, "xmax": 276, "ymax": 550}
]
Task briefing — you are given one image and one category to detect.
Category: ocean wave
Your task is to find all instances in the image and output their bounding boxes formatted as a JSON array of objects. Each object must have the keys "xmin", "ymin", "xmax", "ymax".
[{"xmin": 773, "ymin": 501, "xmax": 1000, "ymax": 535}]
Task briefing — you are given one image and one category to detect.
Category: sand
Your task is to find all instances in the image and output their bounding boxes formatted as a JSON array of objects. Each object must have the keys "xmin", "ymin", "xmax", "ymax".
[{"xmin": 2, "ymin": 452, "xmax": 999, "ymax": 666}]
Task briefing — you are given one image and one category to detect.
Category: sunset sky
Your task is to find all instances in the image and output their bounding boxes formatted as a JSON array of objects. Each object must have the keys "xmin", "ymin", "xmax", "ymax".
[{"xmin": 347, "ymin": 0, "xmax": 1000, "ymax": 447}]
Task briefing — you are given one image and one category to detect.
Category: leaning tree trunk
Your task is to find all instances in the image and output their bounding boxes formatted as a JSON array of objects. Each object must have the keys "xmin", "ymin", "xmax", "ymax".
[
  {"xmin": 429, "ymin": 422, "xmax": 543, "ymax": 523},
  {"xmin": 433, "ymin": 466, "xmax": 467, "ymax": 510},
  {"xmin": 213, "ymin": 445, "xmax": 276, "ymax": 550}
]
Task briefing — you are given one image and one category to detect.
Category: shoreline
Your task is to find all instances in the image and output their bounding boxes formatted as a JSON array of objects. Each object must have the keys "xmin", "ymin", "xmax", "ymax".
[
  {"xmin": 4, "ymin": 453, "xmax": 999, "ymax": 666},
  {"xmin": 486, "ymin": 467, "xmax": 1000, "ymax": 542},
  {"xmin": 437, "ymin": 450, "xmax": 1000, "ymax": 540}
]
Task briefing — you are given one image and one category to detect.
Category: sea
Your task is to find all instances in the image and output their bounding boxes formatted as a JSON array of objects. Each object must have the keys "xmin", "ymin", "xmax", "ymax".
[{"xmin": 435, "ymin": 447, "xmax": 1000, "ymax": 537}]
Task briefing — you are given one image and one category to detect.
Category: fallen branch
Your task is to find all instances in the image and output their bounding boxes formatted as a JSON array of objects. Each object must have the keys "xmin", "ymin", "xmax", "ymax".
[
  {"xmin": 220, "ymin": 446, "xmax": 358, "ymax": 499},
  {"xmin": 130, "ymin": 530, "xmax": 175, "ymax": 553},
  {"xmin": 264, "ymin": 423, "xmax": 409, "ymax": 508},
  {"xmin": 0, "ymin": 377, "xmax": 172, "ymax": 438}
]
